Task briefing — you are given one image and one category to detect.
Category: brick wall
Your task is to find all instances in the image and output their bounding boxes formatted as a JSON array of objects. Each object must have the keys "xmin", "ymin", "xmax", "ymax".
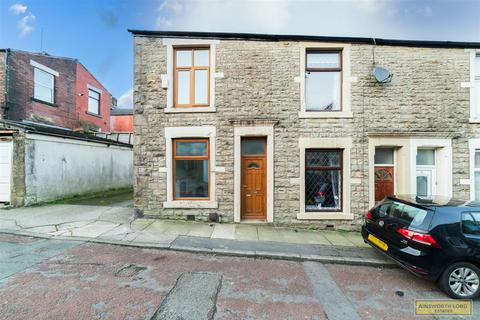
[
  {"xmin": 75, "ymin": 63, "xmax": 111, "ymax": 132},
  {"xmin": 110, "ymin": 114, "xmax": 133, "ymax": 132},
  {"xmin": 5, "ymin": 50, "xmax": 77, "ymax": 128},
  {"xmin": 133, "ymin": 37, "xmax": 474, "ymax": 228}
]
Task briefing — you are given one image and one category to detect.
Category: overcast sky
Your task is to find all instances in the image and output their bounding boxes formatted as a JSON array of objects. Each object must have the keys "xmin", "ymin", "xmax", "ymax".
[{"xmin": 1, "ymin": 0, "xmax": 479, "ymax": 109}]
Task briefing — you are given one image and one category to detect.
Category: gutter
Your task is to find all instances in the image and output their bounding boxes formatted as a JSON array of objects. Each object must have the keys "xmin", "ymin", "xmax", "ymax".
[{"xmin": 127, "ymin": 30, "xmax": 480, "ymax": 49}]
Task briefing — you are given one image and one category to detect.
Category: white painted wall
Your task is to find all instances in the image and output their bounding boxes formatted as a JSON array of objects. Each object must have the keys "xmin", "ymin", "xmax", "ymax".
[
  {"xmin": 24, "ymin": 134, "xmax": 133, "ymax": 205},
  {"xmin": 0, "ymin": 140, "xmax": 13, "ymax": 202}
]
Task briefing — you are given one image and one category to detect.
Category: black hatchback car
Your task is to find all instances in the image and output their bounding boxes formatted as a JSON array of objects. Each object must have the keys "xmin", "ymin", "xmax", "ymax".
[{"xmin": 362, "ymin": 195, "xmax": 480, "ymax": 299}]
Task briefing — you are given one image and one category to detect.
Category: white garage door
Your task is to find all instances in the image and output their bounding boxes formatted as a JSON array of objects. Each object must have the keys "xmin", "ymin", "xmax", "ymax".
[{"xmin": 0, "ymin": 141, "xmax": 13, "ymax": 202}]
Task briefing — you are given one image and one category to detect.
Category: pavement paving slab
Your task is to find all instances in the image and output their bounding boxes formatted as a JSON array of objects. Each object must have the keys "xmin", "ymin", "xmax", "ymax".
[
  {"xmin": 304, "ymin": 261, "xmax": 361, "ymax": 320},
  {"xmin": 211, "ymin": 224, "xmax": 235, "ymax": 240},
  {"xmin": 69, "ymin": 221, "xmax": 120, "ymax": 238},
  {"xmin": 257, "ymin": 226, "xmax": 287, "ymax": 242},
  {"xmin": 234, "ymin": 225, "xmax": 258, "ymax": 241},
  {"xmin": 187, "ymin": 223, "xmax": 215, "ymax": 237},
  {"xmin": 152, "ymin": 272, "xmax": 222, "ymax": 320},
  {"xmin": 320, "ymin": 230, "xmax": 356, "ymax": 246}
]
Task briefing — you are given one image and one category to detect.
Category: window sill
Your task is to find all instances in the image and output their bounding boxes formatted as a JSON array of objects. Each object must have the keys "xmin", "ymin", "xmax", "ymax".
[
  {"xmin": 165, "ymin": 107, "xmax": 216, "ymax": 114},
  {"xmin": 469, "ymin": 118, "xmax": 480, "ymax": 124},
  {"xmin": 298, "ymin": 111, "xmax": 353, "ymax": 119},
  {"xmin": 163, "ymin": 200, "xmax": 218, "ymax": 209},
  {"xmin": 297, "ymin": 212, "xmax": 354, "ymax": 220},
  {"xmin": 31, "ymin": 97, "xmax": 56, "ymax": 107},
  {"xmin": 86, "ymin": 111, "xmax": 102, "ymax": 118}
]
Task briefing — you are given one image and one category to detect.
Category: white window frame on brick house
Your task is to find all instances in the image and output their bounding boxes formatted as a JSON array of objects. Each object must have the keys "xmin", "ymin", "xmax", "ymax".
[
  {"xmin": 31, "ymin": 60, "xmax": 58, "ymax": 104},
  {"xmin": 466, "ymin": 50, "xmax": 480, "ymax": 122},
  {"xmin": 298, "ymin": 137, "xmax": 353, "ymax": 220},
  {"xmin": 162, "ymin": 126, "xmax": 219, "ymax": 209},
  {"xmin": 87, "ymin": 85, "xmax": 102, "ymax": 115},
  {"xmin": 162, "ymin": 38, "xmax": 221, "ymax": 114},
  {"xmin": 298, "ymin": 43, "xmax": 353, "ymax": 119}
]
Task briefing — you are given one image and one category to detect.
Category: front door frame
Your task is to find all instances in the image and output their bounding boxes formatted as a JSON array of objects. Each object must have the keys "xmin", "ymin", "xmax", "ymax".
[
  {"xmin": 233, "ymin": 125, "xmax": 274, "ymax": 223},
  {"xmin": 241, "ymin": 137, "xmax": 267, "ymax": 220},
  {"xmin": 374, "ymin": 147, "xmax": 396, "ymax": 202}
]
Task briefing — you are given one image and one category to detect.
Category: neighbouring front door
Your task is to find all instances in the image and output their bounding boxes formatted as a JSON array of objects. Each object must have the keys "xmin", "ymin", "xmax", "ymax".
[
  {"xmin": 374, "ymin": 148, "xmax": 395, "ymax": 202},
  {"xmin": 241, "ymin": 137, "xmax": 267, "ymax": 220},
  {"xmin": 375, "ymin": 166, "xmax": 395, "ymax": 202}
]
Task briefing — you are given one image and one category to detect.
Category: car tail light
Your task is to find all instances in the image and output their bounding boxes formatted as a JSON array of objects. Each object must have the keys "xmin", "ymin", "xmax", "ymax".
[
  {"xmin": 397, "ymin": 228, "xmax": 440, "ymax": 248},
  {"xmin": 365, "ymin": 211, "xmax": 373, "ymax": 220}
]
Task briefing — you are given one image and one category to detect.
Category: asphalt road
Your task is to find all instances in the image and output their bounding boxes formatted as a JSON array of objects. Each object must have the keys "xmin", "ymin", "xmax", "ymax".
[{"xmin": 0, "ymin": 233, "xmax": 478, "ymax": 320}]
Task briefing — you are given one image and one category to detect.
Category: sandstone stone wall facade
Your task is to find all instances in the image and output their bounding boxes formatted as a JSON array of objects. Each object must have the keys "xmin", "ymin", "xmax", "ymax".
[{"xmin": 133, "ymin": 35, "xmax": 477, "ymax": 229}]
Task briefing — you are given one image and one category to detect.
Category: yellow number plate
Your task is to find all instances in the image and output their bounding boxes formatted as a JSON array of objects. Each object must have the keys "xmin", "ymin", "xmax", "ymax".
[{"xmin": 368, "ymin": 234, "xmax": 388, "ymax": 251}]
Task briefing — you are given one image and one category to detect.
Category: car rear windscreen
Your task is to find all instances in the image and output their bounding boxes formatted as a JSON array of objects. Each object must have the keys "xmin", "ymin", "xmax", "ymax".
[{"xmin": 374, "ymin": 199, "xmax": 434, "ymax": 231}]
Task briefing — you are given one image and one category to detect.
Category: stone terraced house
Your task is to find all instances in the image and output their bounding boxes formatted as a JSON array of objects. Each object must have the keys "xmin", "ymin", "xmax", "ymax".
[{"xmin": 130, "ymin": 30, "xmax": 480, "ymax": 230}]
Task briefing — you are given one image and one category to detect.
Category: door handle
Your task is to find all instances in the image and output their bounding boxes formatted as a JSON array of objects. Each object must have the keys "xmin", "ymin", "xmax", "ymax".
[{"xmin": 246, "ymin": 194, "xmax": 251, "ymax": 197}]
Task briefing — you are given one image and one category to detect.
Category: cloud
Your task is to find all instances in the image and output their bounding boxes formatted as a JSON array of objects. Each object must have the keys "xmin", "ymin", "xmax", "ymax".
[
  {"xmin": 9, "ymin": 3, "xmax": 27, "ymax": 15},
  {"xmin": 151, "ymin": 0, "xmax": 450, "ymax": 40},
  {"xmin": 117, "ymin": 88, "xmax": 133, "ymax": 109},
  {"xmin": 17, "ymin": 12, "xmax": 35, "ymax": 36},
  {"xmin": 159, "ymin": 0, "xmax": 184, "ymax": 14},
  {"xmin": 154, "ymin": 0, "xmax": 398, "ymax": 37}
]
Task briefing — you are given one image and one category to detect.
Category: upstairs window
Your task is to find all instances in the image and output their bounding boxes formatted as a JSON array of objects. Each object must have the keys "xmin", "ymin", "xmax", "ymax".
[
  {"xmin": 34, "ymin": 68, "xmax": 54, "ymax": 104},
  {"xmin": 87, "ymin": 88, "xmax": 100, "ymax": 115},
  {"xmin": 174, "ymin": 47, "xmax": 210, "ymax": 108},
  {"xmin": 305, "ymin": 50, "xmax": 342, "ymax": 111}
]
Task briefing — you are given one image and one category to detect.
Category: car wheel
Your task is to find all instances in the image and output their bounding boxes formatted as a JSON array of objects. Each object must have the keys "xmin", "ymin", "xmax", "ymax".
[{"xmin": 439, "ymin": 262, "xmax": 480, "ymax": 299}]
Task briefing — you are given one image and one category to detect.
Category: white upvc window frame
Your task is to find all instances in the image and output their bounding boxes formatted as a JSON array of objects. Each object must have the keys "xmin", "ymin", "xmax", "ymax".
[
  {"xmin": 162, "ymin": 38, "xmax": 220, "ymax": 114},
  {"xmin": 469, "ymin": 139, "xmax": 480, "ymax": 201},
  {"xmin": 162, "ymin": 126, "xmax": 218, "ymax": 209},
  {"xmin": 87, "ymin": 86, "xmax": 101, "ymax": 115},
  {"xmin": 415, "ymin": 148, "xmax": 437, "ymax": 197},
  {"xmin": 299, "ymin": 42, "xmax": 353, "ymax": 119},
  {"xmin": 410, "ymin": 139, "xmax": 452, "ymax": 198},
  {"xmin": 466, "ymin": 50, "xmax": 480, "ymax": 123},
  {"xmin": 31, "ymin": 60, "xmax": 58, "ymax": 104},
  {"xmin": 298, "ymin": 137, "xmax": 352, "ymax": 220}
]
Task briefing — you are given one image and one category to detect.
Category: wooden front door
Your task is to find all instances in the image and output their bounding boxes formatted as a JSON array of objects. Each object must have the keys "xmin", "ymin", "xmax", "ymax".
[
  {"xmin": 241, "ymin": 137, "xmax": 267, "ymax": 220},
  {"xmin": 375, "ymin": 166, "xmax": 394, "ymax": 202}
]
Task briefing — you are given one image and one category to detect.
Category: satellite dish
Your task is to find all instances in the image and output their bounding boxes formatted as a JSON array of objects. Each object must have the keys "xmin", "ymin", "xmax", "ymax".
[{"xmin": 373, "ymin": 66, "xmax": 393, "ymax": 83}]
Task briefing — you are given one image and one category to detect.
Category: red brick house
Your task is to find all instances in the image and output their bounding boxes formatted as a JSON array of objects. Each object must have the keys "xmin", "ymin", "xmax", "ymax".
[
  {"xmin": 0, "ymin": 49, "xmax": 111, "ymax": 132},
  {"xmin": 110, "ymin": 107, "xmax": 133, "ymax": 132}
]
